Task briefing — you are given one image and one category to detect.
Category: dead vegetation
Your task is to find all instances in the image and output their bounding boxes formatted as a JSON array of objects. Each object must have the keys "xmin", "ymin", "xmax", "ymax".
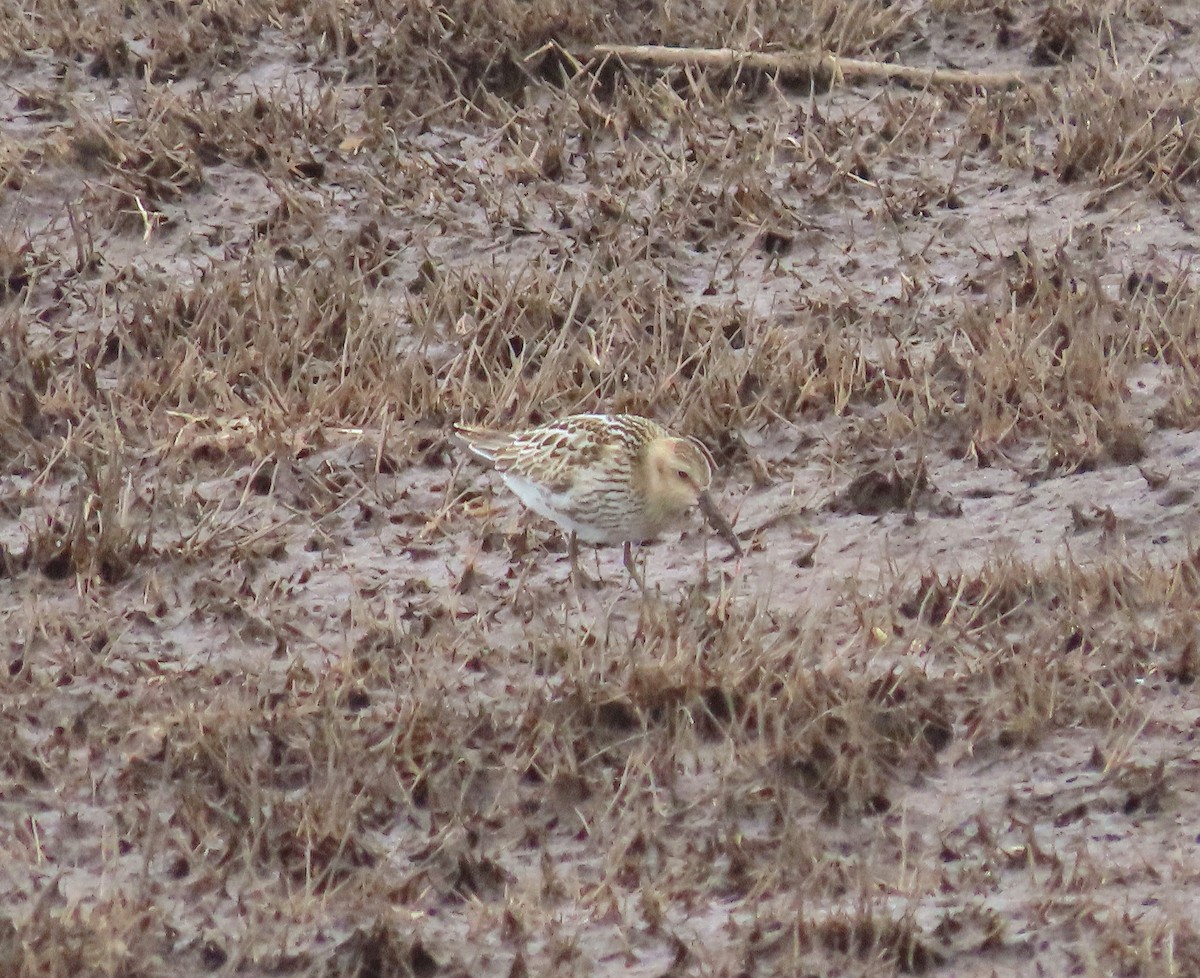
[{"xmin": 4, "ymin": 0, "xmax": 1200, "ymax": 975}]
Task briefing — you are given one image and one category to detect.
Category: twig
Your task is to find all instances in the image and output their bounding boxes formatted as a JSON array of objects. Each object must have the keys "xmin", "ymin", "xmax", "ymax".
[{"xmin": 587, "ymin": 44, "xmax": 1029, "ymax": 90}]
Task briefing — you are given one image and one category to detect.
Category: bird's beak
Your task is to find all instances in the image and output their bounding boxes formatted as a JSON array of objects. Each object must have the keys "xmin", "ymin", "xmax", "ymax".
[{"xmin": 697, "ymin": 491, "xmax": 742, "ymax": 557}]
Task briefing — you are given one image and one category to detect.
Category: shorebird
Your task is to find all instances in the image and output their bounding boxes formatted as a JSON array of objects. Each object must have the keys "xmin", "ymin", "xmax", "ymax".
[{"xmin": 454, "ymin": 413, "xmax": 741, "ymax": 587}]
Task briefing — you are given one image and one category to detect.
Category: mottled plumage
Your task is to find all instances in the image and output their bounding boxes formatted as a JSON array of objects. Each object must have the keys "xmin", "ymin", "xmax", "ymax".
[{"xmin": 454, "ymin": 414, "xmax": 741, "ymax": 586}]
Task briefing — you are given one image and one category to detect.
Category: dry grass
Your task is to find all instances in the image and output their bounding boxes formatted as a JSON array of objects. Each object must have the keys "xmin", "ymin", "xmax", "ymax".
[{"xmin": 4, "ymin": 0, "xmax": 1200, "ymax": 975}]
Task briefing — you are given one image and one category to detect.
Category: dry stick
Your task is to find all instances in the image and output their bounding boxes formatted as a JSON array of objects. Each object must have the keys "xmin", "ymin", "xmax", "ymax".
[{"xmin": 588, "ymin": 44, "xmax": 1028, "ymax": 90}]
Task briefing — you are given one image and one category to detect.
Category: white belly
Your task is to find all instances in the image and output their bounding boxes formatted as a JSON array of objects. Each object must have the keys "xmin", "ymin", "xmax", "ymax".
[{"xmin": 500, "ymin": 472, "xmax": 639, "ymax": 544}]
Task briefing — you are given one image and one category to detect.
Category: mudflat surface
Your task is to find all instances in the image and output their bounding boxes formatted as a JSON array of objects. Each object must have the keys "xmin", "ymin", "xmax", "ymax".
[{"xmin": 4, "ymin": 1, "xmax": 1200, "ymax": 975}]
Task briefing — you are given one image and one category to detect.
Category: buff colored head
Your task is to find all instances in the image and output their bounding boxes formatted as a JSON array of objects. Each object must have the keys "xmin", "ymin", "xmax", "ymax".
[
  {"xmin": 643, "ymin": 436, "xmax": 742, "ymax": 555},
  {"xmin": 643, "ymin": 436, "xmax": 714, "ymax": 517}
]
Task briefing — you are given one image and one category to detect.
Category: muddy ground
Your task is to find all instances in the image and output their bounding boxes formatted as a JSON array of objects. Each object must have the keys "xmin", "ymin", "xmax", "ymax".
[{"xmin": 4, "ymin": 1, "xmax": 1200, "ymax": 975}]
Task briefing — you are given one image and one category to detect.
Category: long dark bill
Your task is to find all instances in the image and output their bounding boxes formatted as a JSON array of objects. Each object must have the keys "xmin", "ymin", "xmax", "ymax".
[{"xmin": 697, "ymin": 491, "xmax": 743, "ymax": 557}]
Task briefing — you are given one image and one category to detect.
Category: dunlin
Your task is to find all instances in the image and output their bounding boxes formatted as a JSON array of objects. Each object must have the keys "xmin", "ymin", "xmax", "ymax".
[{"xmin": 454, "ymin": 414, "xmax": 741, "ymax": 587}]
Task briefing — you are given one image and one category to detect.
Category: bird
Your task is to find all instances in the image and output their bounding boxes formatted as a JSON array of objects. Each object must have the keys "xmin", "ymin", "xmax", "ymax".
[{"xmin": 453, "ymin": 413, "xmax": 742, "ymax": 588}]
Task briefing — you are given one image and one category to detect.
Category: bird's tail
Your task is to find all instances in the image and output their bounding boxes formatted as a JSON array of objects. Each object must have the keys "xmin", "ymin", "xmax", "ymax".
[{"xmin": 452, "ymin": 423, "xmax": 513, "ymax": 462}]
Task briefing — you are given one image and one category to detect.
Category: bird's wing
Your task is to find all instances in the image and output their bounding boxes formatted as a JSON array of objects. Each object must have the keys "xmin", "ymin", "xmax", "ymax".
[
  {"xmin": 456, "ymin": 417, "xmax": 623, "ymax": 490},
  {"xmin": 503, "ymin": 419, "xmax": 617, "ymax": 492}
]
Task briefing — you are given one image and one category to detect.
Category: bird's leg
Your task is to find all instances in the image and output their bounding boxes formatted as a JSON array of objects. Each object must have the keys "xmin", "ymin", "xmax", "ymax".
[
  {"xmin": 569, "ymin": 532, "xmax": 600, "ymax": 590},
  {"xmin": 623, "ymin": 541, "xmax": 646, "ymax": 591}
]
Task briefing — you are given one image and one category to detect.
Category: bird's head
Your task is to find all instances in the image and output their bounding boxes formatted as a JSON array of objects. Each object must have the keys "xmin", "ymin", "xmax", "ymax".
[
  {"xmin": 646, "ymin": 436, "xmax": 714, "ymax": 515},
  {"xmin": 645, "ymin": 435, "xmax": 742, "ymax": 555}
]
